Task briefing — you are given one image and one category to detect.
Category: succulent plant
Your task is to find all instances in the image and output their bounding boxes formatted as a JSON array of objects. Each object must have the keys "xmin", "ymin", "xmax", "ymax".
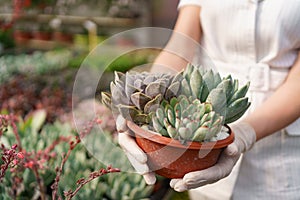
[
  {"xmin": 180, "ymin": 64, "xmax": 251, "ymax": 124},
  {"xmin": 102, "ymin": 63, "xmax": 251, "ymax": 143},
  {"xmin": 102, "ymin": 71, "xmax": 181, "ymax": 124},
  {"xmin": 102, "ymin": 172, "xmax": 153, "ymax": 200},
  {"xmin": 150, "ymin": 95, "xmax": 224, "ymax": 143}
]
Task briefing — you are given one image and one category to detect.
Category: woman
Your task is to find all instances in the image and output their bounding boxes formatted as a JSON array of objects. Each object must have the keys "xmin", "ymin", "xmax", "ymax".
[{"xmin": 118, "ymin": 0, "xmax": 300, "ymax": 199}]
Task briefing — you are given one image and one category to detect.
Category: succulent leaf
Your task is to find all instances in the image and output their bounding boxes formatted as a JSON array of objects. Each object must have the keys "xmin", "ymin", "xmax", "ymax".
[
  {"xmin": 101, "ymin": 92, "xmax": 112, "ymax": 108},
  {"xmin": 206, "ymin": 87, "xmax": 227, "ymax": 115},
  {"xmin": 167, "ymin": 107, "xmax": 176, "ymax": 127},
  {"xmin": 183, "ymin": 63, "xmax": 194, "ymax": 81},
  {"xmin": 118, "ymin": 105, "xmax": 140, "ymax": 121},
  {"xmin": 152, "ymin": 117, "xmax": 165, "ymax": 134},
  {"xmin": 156, "ymin": 107, "xmax": 165, "ymax": 125},
  {"xmin": 145, "ymin": 82, "xmax": 162, "ymax": 98},
  {"xmin": 225, "ymin": 98, "xmax": 251, "ymax": 123},
  {"xmin": 167, "ymin": 125, "xmax": 178, "ymax": 138},
  {"xmin": 203, "ymin": 69, "xmax": 215, "ymax": 92},
  {"xmin": 130, "ymin": 92, "xmax": 151, "ymax": 110},
  {"xmin": 225, "ymin": 102, "xmax": 250, "ymax": 124},
  {"xmin": 192, "ymin": 127, "xmax": 209, "ymax": 142},
  {"xmin": 214, "ymin": 72, "xmax": 222, "ymax": 87},
  {"xmin": 190, "ymin": 68, "xmax": 203, "ymax": 98},
  {"xmin": 165, "ymin": 82, "xmax": 180, "ymax": 100},
  {"xmin": 181, "ymin": 79, "xmax": 192, "ymax": 96},
  {"xmin": 134, "ymin": 114, "xmax": 150, "ymax": 124},
  {"xmin": 178, "ymin": 127, "xmax": 192, "ymax": 140},
  {"xmin": 228, "ymin": 82, "xmax": 250, "ymax": 105},
  {"xmin": 143, "ymin": 94, "xmax": 162, "ymax": 113}
]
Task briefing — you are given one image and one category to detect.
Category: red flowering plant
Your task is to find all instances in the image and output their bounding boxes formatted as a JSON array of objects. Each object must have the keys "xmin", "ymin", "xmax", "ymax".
[
  {"xmin": 0, "ymin": 110, "xmax": 120, "ymax": 199},
  {"xmin": 0, "ymin": 108, "xmax": 153, "ymax": 199}
]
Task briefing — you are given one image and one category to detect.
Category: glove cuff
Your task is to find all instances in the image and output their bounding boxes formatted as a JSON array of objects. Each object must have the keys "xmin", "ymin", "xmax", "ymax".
[{"xmin": 230, "ymin": 122, "xmax": 257, "ymax": 153}]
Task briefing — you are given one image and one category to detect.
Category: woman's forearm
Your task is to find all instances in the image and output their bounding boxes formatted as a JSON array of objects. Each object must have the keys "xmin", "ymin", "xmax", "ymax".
[
  {"xmin": 245, "ymin": 52, "xmax": 300, "ymax": 140},
  {"xmin": 151, "ymin": 6, "xmax": 202, "ymax": 73}
]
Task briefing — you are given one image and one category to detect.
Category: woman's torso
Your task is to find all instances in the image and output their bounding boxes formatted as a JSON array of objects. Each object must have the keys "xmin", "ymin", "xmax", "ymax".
[{"xmin": 179, "ymin": 0, "xmax": 300, "ymax": 199}]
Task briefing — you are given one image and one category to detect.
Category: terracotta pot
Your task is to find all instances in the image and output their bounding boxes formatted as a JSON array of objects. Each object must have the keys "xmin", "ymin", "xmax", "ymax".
[
  {"xmin": 32, "ymin": 31, "xmax": 52, "ymax": 40},
  {"xmin": 53, "ymin": 32, "xmax": 73, "ymax": 43},
  {"xmin": 13, "ymin": 30, "xmax": 32, "ymax": 44},
  {"xmin": 127, "ymin": 121, "xmax": 234, "ymax": 179}
]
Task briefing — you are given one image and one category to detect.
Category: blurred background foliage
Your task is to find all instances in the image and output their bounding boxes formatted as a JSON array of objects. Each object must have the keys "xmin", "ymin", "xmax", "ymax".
[{"xmin": 0, "ymin": 0, "xmax": 191, "ymax": 199}]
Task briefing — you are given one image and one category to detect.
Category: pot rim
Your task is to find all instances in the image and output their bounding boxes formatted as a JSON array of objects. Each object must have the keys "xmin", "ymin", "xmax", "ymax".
[{"xmin": 127, "ymin": 121, "xmax": 234, "ymax": 150}]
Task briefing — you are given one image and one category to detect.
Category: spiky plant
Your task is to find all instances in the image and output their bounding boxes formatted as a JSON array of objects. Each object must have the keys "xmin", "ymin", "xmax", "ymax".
[
  {"xmin": 151, "ymin": 95, "xmax": 224, "ymax": 143},
  {"xmin": 101, "ymin": 71, "xmax": 181, "ymax": 124},
  {"xmin": 181, "ymin": 64, "xmax": 251, "ymax": 124}
]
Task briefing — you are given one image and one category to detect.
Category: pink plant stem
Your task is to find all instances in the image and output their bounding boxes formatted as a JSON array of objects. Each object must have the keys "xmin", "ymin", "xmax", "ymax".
[
  {"xmin": 10, "ymin": 116, "xmax": 22, "ymax": 151},
  {"xmin": 32, "ymin": 167, "xmax": 46, "ymax": 200},
  {"xmin": 65, "ymin": 166, "xmax": 121, "ymax": 200},
  {"xmin": 51, "ymin": 139, "xmax": 79, "ymax": 200},
  {"xmin": 0, "ymin": 114, "xmax": 22, "ymax": 151}
]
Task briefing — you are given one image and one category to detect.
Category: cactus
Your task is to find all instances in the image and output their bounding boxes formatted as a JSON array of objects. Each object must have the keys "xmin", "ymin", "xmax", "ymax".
[
  {"xmin": 151, "ymin": 95, "xmax": 224, "ymax": 143},
  {"xmin": 101, "ymin": 71, "xmax": 180, "ymax": 124}
]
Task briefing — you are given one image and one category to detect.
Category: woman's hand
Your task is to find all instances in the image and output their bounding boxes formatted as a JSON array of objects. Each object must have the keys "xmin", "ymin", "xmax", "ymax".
[
  {"xmin": 170, "ymin": 122, "xmax": 256, "ymax": 192},
  {"xmin": 116, "ymin": 115, "xmax": 156, "ymax": 185}
]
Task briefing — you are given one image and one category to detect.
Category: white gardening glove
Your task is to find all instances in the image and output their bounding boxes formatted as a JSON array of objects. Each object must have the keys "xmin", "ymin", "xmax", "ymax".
[
  {"xmin": 116, "ymin": 115, "xmax": 156, "ymax": 185},
  {"xmin": 170, "ymin": 122, "xmax": 257, "ymax": 192}
]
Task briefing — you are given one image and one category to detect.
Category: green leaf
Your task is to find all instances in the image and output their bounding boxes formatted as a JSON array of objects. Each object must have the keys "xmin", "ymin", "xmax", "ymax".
[
  {"xmin": 190, "ymin": 69, "xmax": 203, "ymax": 98},
  {"xmin": 30, "ymin": 109, "xmax": 47, "ymax": 133},
  {"xmin": 228, "ymin": 82, "xmax": 250, "ymax": 105},
  {"xmin": 165, "ymin": 82, "xmax": 180, "ymax": 100},
  {"xmin": 206, "ymin": 88, "xmax": 227, "ymax": 115},
  {"xmin": 143, "ymin": 94, "xmax": 162, "ymax": 113},
  {"xmin": 130, "ymin": 92, "xmax": 151, "ymax": 110},
  {"xmin": 203, "ymin": 69, "xmax": 215, "ymax": 91},
  {"xmin": 225, "ymin": 102, "xmax": 251, "ymax": 124},
  {"xmin": 192, "ymin": 127, "xmax": 209, "ymax": 142},
  {"xmin": 156, "ymin": 107, "xmax": 165, "ymax": 125},
  {"xmin": 167, "ymin": 125, "xmax": 177, "ymax": 138},
  {"xmin": 178, "ymin": 127, "xmax": 192, "ymax": 140},
  {"xmin": 167, "ymin": 108, "xmax": 176, "ymax": 127}
]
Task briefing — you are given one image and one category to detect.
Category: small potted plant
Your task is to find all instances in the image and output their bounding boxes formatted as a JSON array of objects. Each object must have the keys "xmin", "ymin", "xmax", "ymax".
[
  {"xmin": 32, "ymin": 24, "xmax": 52, "ymax": 40},
  {"xmin": 102, "ymin": 64, "xmax": 250, "ymax": 178}
]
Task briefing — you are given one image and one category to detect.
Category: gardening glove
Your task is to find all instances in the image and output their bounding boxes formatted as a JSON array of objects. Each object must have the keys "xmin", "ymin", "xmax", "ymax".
[
  {"xmin": 170, "ymin": 122, "xmax": 257, "ymax": 192},
  {"xmin": 116, "ymin": 115, "xmax": 156, "ymax": 185}
]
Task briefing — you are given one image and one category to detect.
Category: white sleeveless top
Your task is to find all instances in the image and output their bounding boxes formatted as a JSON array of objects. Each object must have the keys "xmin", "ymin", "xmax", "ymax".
[{"xmin": 178, "ymin": 0, "xmax": 300, "ymax": 199}]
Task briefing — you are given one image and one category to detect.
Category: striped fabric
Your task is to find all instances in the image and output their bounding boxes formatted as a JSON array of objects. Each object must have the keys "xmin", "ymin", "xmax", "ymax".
[{"xmin": 178, "ymin": 0, "xmax": 300, "ymax": 199}]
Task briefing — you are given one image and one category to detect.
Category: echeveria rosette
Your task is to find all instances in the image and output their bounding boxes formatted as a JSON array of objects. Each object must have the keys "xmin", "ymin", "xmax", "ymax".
[
  {"xmin": 181, "ymin": 64, "xmax": 251, "ymax": 124},
  {"xmin": 101, "ymin": 71, "xmax": 181, "ymax": 125},
  {"xmin": 151, "ymin": 95, "xmax": 224, "ymax": 144}
]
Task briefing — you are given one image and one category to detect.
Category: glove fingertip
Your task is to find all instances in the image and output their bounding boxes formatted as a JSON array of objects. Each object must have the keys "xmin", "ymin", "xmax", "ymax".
[
  {"xmin": 134, "ymin": 152, "xmax": 148, "ymax": 163},
  {"xmin": 225, "ymin": 144, "xmax": 239, "ymax": 156},
  {"xmin": 170, "ymin": 179, "xmax": 181, "ymax": 188},
  {"xmin": 174, "ymin": 181, "xmax": 188, "ymax": 192},
  {"xmin": 143, "ymin": 172, "xmax": 156, "ymax": 185},
  {"xmin": 116, "ymin": 115, "xmax": 128, "ymax": 132}
]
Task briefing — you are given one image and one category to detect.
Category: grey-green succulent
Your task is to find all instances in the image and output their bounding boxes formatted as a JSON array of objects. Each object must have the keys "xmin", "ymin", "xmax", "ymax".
[
  {"xmin": 102, "ymin": 71, "xmax": 181, "ymax": 124},
  {"xmin": 102, "ymin": 173, "xmax": 153, "ymax": 200},
  {"xmin": 180, "ymin": 64, "xmax": 251, "ymax": 124},
  {"xmin": 102, "ymin": 63, "xmax": 251, "ymax": 143},
  {"xmin": 151, "ymin": 95, "xmax": 224, "ymax": 143}
]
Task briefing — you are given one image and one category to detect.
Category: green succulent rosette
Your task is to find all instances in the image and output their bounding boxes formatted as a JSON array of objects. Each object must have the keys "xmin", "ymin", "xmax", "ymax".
[
  {"xmin": 180, "ymin": 64, "xmax": 251, "ymax": 124},
  {"xmin": 151, "ymin": 95, "xmax": 224, "ymax": 144}
]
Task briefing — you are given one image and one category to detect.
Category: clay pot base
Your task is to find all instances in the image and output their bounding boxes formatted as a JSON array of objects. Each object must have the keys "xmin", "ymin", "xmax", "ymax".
[{"xmin": 127, "ymin": 121, "xmax": 234, "ymax": 179}]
